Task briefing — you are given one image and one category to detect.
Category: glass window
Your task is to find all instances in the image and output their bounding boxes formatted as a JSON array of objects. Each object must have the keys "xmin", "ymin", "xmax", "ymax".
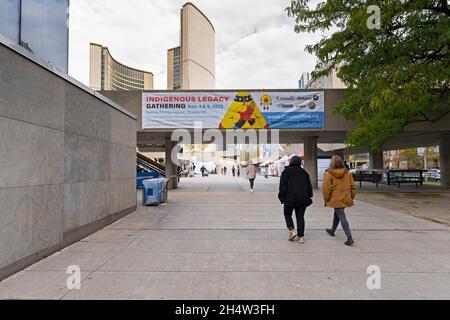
[
  {"xmin": 0, "ymin": 0, "xmax": 20, "ymax": 42},
  {"xmin": 20, "ymin": 0, "xmax": 69, "ymax": 72}
]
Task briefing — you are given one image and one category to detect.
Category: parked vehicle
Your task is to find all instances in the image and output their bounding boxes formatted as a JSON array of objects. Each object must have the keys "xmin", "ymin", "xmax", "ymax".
[{"xmin": 424, "ymin": 169, "xmax": 441, "ymax": 181}]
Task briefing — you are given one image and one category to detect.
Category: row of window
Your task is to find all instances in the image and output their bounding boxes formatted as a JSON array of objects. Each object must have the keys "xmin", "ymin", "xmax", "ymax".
[
  {"xmin": 105, "ymin": 51, "xmax": 146, "ymax": 79},
  {"xmin": 98, "ymin": 49, "xmax": 151, "ymax": 90},
  {"xmin": 110, "ymin": 81, "xmax": 139, "ymax": 91},
  {"xmin": 110, "ymin": 68, "xmax": 145, "ymax": 85},
  {"xmin": 110, "ymin": 73, "xmax": 145, "ymax": 90},
  {"xmin": 172, "ymin": 50, "xmax": 181, "ymax": 89}
]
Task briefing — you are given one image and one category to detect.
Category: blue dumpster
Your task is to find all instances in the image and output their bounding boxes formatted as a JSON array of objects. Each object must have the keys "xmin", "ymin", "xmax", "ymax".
[
  {"xmin": 142, "ymin": 178, "xmax": 165, "ymax": 206},
  {"xmin": 136, "ymin": 171, "xmax": 160, "ymax": 189}
]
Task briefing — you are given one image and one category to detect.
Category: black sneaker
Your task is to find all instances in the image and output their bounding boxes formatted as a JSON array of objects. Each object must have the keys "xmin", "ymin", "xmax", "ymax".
[
  {"xmin": 326, "ymin": 229, "xmax": 335, "ymax": 237},
  {"xmin": 344, "ymin": 239, "xmax": 354, "ymax": 246}
]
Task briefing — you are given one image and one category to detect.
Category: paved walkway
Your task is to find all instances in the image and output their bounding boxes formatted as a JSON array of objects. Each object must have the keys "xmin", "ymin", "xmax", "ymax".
[{"xmin": 1, "ymin": 175, "xmax": 450, "ymax": 299}]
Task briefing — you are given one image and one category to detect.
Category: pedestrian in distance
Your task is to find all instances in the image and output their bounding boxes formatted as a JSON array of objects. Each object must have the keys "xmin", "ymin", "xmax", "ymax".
[
  {"xmin": 247, "ymin": 161, "xmax": 257, "ymax": 192},
  {"xmin": 177, "ymin": 165, "xmax": 181, "ymax": 183},
  {"xmin": 322, "ymin": 155, "xmax": 356, "ymax": 246},
  {"xmin": 278, "ymin": 156, "xmax": 313, "ymax": 244},
  {"xmin": 232, "ymin": 165, "xmax": 236, "ymax": 177},
  {"xmin": 344, "ymin": 160, "xmax": 350, "ymax": 171},
  {"xmin": 237, "ymin": 166, "xmax": 240, "ymax": 177},
  {"xmin": 224, "ymin": 166, "xmax": 227, "ymax": 175},
  {"xmin": 200, "ymin": 165, "xmax": 208, "ymax": 177}
]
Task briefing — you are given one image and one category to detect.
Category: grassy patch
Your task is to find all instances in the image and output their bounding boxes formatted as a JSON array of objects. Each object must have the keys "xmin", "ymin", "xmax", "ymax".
[
  {"xmin": 401, "ymin": 193, "xmax": 442, "ymax": 199},
  {"xmin": 378, "ymin": 192, "xmax": 399, "ymax": 198},
  {"xmin": 423, "ymin": 181, "xmax": 441, "ymax": 185},
  {"xmin": 416, "ymin": 216, "xmax": 449, "ymax": 226}
]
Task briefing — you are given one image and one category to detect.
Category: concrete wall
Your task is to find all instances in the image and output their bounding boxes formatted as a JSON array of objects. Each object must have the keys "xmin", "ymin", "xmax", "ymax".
[
  {"xmin": 100, "ymin": 90, "xmax": 142, "ymax": 132},
  {"xmin": 0, "ymin": 40, "xmax": 137, "ymax": 280}
]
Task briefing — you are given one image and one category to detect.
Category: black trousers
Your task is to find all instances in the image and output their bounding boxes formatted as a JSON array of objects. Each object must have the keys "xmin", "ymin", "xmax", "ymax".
[
  {"xmin": 249, "ymin": 178, "xmax": 255, "ymax": 189},
  {"xmin": 283, "ymin": 205, "xmax": 306, "ymax": 237}
]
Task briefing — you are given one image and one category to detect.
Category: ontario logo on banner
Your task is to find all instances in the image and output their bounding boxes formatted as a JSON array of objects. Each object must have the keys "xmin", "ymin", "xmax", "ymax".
[{"xmin": 142, "ymin": 91, "xmax": 324, "ymax": 129}]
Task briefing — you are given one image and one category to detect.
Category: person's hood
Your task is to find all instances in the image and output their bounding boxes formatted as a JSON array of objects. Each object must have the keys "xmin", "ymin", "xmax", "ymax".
[
  {"xmin": 289, "ymin": 156, "xmax": 302, "ymax": 167},
  {"xmin": 328, "ymin": 168, "xmax": 347, "ymax": 178}
]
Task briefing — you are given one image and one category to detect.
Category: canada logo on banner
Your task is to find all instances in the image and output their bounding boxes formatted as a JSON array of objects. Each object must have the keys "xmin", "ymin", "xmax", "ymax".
[{"xmin": 260, "ymin": 94, "xmax": 272, "ymax": 110}]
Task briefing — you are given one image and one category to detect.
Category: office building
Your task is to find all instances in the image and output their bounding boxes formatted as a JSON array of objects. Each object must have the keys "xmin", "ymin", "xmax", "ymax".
[
  {"xmin": 89, "ymin": 43, "xmax": 153, "ymax": 91},
  {"xmin": 167, "ymin": 46, "xmax": 181, "ymax": 90},
  {"xmin": 167, "ymin": 2, "xmax": 215, "ymax": 90},
  {"xmin": 298, "ymin": 72, "xmax": 310, "ymax": 88},
  {"xmin": 305, "ymin": 69, "xmax": 346, "ymax": 89},
  {"xmin": 0, "ymin": 0, "xmax": 69, "ymax": 73}
]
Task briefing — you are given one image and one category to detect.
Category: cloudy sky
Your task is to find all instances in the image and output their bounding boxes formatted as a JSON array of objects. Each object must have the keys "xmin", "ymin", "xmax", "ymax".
[{"xmin": 69, "ymin": 0, "xmax": 325, "ymax": 89}]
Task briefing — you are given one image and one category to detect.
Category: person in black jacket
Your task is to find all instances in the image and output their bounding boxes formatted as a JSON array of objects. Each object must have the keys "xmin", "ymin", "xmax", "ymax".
[{"xmin": 278, "ymin": 156, "xmax": 313, "ymax": 244}]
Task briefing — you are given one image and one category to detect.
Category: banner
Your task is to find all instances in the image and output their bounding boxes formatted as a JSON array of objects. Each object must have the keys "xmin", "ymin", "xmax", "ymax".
[{"xmin": 142, "ymin": 91, "xmax": 324, "ymax": 129}]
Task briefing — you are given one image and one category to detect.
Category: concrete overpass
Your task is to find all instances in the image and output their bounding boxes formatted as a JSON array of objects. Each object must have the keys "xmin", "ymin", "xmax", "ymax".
[{"xmin": 101, "ymin": 90, "xmax": 450, "ymax": 188}]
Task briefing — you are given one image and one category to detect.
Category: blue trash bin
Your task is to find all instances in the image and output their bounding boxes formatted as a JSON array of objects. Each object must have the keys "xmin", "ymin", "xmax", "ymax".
[{"xmin": 142, "ymin": 179, "xmax": 163, "ymax": 206}]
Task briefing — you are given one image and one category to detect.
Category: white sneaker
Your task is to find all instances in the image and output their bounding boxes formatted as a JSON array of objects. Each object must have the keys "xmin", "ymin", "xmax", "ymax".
[
  {"xmin": 250, "ymin": 189, "xmax": 254, "ymax": 192},
  {"xmin": 288, "ymin": 229, "xmax": 299, "ymax": 241},
  {"xmin": 298, "ymin": 237, "xmax": 305, "ymax": 244}
]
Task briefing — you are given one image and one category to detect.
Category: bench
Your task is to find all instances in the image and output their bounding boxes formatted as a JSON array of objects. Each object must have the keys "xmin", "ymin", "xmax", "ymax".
[
  {"xmin": 388, "ymin": 171, "xmax": 425, "ymax": 188},
  {"xmin": 352, "ymin": 171, "xmax": 383, "ymax": 188}
]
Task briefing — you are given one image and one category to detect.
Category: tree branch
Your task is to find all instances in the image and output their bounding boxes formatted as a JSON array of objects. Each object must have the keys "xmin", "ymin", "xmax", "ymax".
[
  {"xmin": 416, "ymin": 109, "xmax": 450, "ymax": 122},
  {"xmin": 425, "ymin": 1, "xmax": 450, "ymax": 16}
]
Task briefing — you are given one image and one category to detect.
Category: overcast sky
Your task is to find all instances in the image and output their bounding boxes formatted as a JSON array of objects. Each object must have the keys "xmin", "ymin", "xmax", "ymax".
[{"xmin": 69, "ymin": 0, "xmax": 325, "ymax": 89}]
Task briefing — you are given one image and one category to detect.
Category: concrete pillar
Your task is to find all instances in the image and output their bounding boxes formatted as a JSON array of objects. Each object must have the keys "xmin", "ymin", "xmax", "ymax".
[
  {"xmin": 440, "ymin": 134, "xmax": 450, "ymax": 188},
  {"xmin": 165, "ymin": 138, "xmax": 178, "ymax": 189},
  {"xmin": 369, "ymin": 149, "xmax": 384, "ymax": 169},
  {"xmin": 304, "ymin": 136, "xmax": 318, "ymax": 189}
]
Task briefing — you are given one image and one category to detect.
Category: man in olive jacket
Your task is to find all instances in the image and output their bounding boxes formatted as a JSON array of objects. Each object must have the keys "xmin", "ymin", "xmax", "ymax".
[{"xmin": 278, "ymin": 156, "xmax": 313, "ymax": 243}]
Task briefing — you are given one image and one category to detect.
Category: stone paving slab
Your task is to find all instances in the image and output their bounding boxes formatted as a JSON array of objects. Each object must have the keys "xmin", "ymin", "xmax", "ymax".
[
  {"xmin": 83, "ymin": 229, "xmax": 145, "ymax": 242},
  {"xmin": 0, "ymin": 270, "xmax": 95, "ymax": 300},
  {"xmin": 133, "ymin": 229, "xmax": 450, "ymax": 240},
  {"xmin": 96, "ymin": 251, "xmax": 450, "ymax": 273},
  {"xmin": 59, "ymin": 271, "xmax": 450, "ymax": 300},
  {"xmin": 120, "ymin": 237, "xmax": 450, "ymax": 254},
  {"xmin": 26, "ymin": 250, "xmax": 120, "ymax": 272},
  {"xmin": 1, "ymin": 175, "xmax": 449, "ymax": 299}
]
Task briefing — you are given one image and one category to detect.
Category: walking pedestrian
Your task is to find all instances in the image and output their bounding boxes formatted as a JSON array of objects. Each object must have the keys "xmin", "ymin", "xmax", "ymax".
[
  {"xmin": 278, "ymin": 156, "xmax": 313, "ymax": 244},
  {"xmin": 232, "ymin": 165, "xmax": 236, "ymax": 177},
  {"xmin": 344, "ymin": 160, "xmax": 350, "ymax": 171},
  {"xmin": 322, "ymin": 155, "xmax": 356, "ymax": 246},
  {"xmin": 247, "ymin": 161, "xmax": 256, "ymax": 191},
  {"xmin": 224, "ymin": 166, "xmax": 227, "ymax": 175},
  {"xmin": 200, "ymin": 165, "xmax": 208, "ymax": 177},
  {"xmin": 237, "ymin": 166, "xmax": 240, "ymax": 177}
]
